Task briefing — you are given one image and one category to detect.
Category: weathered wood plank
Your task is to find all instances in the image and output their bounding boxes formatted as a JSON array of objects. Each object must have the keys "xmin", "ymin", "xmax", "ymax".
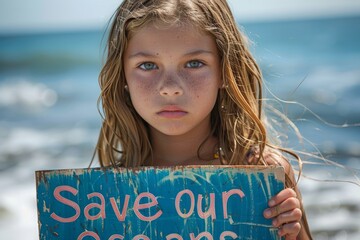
[{"xmin": 36, "ymin": 166, "xmax": 284, "ymax": 239}]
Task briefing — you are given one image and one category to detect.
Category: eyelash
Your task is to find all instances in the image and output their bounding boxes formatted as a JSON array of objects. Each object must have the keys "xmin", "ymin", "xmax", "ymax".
[
  {"xmin": 138, "ymin": 62, "xmax": 158, "ymax": 71},
  {"xmin": 137, "ymin": 60, "xmax": 205, "ymax": 71},
  {"xmin": 185, "ymin": 60, "xmax": 204, "ymax": 68}
]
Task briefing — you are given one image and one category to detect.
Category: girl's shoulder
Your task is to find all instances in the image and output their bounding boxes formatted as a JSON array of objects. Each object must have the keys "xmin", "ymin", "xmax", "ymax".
[
  {"xmin": 264, "ymin": 148, "xmax": 291, "ymax": 169},
  {"xmin": 264, "ymin": 146, "xmax": 298, "ymax": 185},
  {"xmin": 246, "ymin": 145, "xmax": 294, "ymax": 177}
]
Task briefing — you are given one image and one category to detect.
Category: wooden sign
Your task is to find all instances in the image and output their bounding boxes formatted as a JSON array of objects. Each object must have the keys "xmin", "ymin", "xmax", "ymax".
[{"xmin": 36, "ymin": 166, "xmax": 284, "ymax": 239}]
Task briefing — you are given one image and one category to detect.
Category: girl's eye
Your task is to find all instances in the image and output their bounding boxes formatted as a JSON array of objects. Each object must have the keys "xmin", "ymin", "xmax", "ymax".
[
  {"xmin": 186, "ymin": 60, "xmax": 204, "ymax": 68},
  {"xmin": 139, "ymin": 62, "xmax": 158, "ymax": 71}
]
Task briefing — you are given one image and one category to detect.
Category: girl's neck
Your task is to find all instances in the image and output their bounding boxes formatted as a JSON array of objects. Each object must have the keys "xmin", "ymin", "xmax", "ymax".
[{"xmin": 148, "ymin": 124, "xmax": 219, "ymax": 166}]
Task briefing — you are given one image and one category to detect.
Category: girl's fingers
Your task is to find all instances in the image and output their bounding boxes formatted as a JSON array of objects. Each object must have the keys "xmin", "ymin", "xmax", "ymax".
[
  {"xmin": 263, "ymin": 188, "xmax": 302, "ymax": 239},
  {"xmin": 269, "ymin": 188, "xmax": 297, "ymax": 207},
  {"xmin": 264, "ymin": 197, "xmax": 300, "ymax": 219},
  {"xmin": 278, "ymin": 222, "xmax": 302, "ymax": 239},
  {"xmin": 272, "ymin": 208, "xmax": 303, "ymax": 227},
  {"xmin": 264, "ymin": 188, "xmax": 299, "ymax": 219}
]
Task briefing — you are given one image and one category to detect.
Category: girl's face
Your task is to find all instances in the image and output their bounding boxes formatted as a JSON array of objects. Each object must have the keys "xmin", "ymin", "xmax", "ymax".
[{"xmin": 124, "ymin": 22, "xmax": 221, "ymax": 137}]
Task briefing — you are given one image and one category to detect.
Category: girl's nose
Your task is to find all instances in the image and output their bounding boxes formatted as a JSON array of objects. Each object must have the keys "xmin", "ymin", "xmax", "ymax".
[{"xmin": 159, "ymin": 75, "xmax": 183, "ymax": 96}]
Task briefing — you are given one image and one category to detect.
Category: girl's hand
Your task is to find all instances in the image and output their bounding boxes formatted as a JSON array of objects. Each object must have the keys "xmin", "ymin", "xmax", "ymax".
[{"xmin": 263, "ymin": 188, "xmax": 302, "ymax": 240}]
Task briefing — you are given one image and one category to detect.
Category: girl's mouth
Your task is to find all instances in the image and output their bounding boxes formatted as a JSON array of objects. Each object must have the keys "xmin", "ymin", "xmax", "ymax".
[{"xmin": 157, "ymin": 106, "xmax": 187, "ymax": 118}]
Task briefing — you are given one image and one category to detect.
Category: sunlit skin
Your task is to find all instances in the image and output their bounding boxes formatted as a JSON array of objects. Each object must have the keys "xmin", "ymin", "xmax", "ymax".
[
  {"xmin": 124, "ymin": 23, "xmax": 221, "ymax": 166},
  {"xmin": 124, "ymin": 22, "xmax": 303, "ymax": 239}
]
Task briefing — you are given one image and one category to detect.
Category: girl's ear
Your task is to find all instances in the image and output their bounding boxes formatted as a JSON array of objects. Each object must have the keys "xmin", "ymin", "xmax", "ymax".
[
  {"xmin": 218, "ymin": 75, "xmax": 224, "ymax": 89},
  {"xmin": 124, "ymin": 78, "xmax": 130, "ymax": 92},
  {"xmin": 219, "ymin": 79, "xmax": 226, "ymax": 89}
]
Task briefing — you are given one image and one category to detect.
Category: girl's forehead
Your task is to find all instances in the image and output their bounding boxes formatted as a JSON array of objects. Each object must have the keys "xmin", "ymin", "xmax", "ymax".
[
  {"xmin": 125, "ymin": 22, "xmax": 218, "ymax": 57},
  {"xmin": 129, "ymin": 21, "xmax": 209, "ymax": 41}
]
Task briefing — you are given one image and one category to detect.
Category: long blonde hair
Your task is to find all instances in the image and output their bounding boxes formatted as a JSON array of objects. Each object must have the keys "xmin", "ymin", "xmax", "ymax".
[
  {"xmin": 96, "ymin": 0, "xmax": 265, "ymax": 167},
  {"xmin": 94, "ymin": 0, "xmax": 312, "ymax": 238}
]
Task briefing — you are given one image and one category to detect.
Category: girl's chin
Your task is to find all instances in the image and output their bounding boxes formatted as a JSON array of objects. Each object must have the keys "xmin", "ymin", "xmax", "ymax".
[{"xmin": 150, "ymin": 126, "xmax": 190, "ymax": 137}]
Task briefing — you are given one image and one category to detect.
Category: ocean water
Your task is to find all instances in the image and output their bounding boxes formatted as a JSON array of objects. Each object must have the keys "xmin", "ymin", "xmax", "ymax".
[{"xmin": 0, "ymin": 16, "xmax": 359, "ymax": 239}]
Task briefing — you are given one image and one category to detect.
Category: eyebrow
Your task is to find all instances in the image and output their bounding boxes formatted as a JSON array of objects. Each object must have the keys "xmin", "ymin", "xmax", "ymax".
[
  {"xmin": 128, "ymin": 49, "xmax": 215, "ymax": 59},
  {"xmin": 183, "ymin": 49, "xmax": 215, "ymax": 57},
  {"xmin": 128, "ymin": 52, "xmax": 157, "ymax": 59}
]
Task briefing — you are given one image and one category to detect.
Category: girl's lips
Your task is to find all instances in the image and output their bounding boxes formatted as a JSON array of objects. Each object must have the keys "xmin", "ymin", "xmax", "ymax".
[
  {"xmin": 157, "ymin": 106, "xmax": 187, "ymax": 118},
  {"xmin": 157, "ymin": 110, "xmax": 188, "ymax": 118}
]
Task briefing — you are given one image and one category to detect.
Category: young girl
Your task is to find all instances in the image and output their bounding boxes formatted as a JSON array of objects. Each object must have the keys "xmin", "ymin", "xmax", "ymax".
[{"xmin": 94, "ymin": 0, "xmax": 312, "ymax": 239}]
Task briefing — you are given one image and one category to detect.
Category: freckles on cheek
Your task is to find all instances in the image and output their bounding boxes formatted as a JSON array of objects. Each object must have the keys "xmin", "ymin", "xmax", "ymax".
[
  {"xmin": 187, "ymin": 81, "xmax": 203, "ymax": 100},
  {"xmin": 185, "ymin": 73, "xmax": 211, "ymax": 95},
  {"xmin": 135, "ymin": 82, "xmax": 157, "ymax": 97},
  {"xmin": 131, "ymin": 75, "xmax": 153, "ymax": 92},
  {"xmin": 130, "ymin": 77, "xmax": 157, "ymax": 103},
  {"xmin": 182, "ymin": 73, "xmax": 200, "ymax": 88}
]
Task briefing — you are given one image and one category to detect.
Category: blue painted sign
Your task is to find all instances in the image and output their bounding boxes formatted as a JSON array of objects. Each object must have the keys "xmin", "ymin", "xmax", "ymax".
[{"xmin": 36, "ymin": 166, "xmax": 284, "ymax": 239}]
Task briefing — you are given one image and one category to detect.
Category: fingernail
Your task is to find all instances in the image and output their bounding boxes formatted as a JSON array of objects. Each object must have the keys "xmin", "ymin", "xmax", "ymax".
[
  {"xmin": 272, "ymin": 219, "xmax": 278, "ymax": 227},
  {"xmin": 269, "ymin": 200, "xmax": 275, "ymax": 207},
  {"xmin": 264, "ymin": 209, "xmax": 271, "ymax": 218}
]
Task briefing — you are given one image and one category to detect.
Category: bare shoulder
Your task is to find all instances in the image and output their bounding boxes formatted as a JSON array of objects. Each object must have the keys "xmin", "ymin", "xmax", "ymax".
[{"xmin": 263, "ymin": 147, "xmax": 295, "ymax": 179}]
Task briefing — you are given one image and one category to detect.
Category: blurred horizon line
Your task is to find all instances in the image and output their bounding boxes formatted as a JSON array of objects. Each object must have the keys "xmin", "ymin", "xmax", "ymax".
[{"xmin": 1, "ymin": 13, "xmax": 359, "ymax": 37}]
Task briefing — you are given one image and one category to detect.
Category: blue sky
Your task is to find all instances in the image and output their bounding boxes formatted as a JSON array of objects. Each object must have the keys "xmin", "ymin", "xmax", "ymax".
[{"xmin": 1, "ymin": 0, "xmax": 360, "ymax": 33}]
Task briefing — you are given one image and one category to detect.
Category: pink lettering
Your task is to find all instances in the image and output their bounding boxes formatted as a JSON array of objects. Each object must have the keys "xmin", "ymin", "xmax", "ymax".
[
  {"xmin": 132, "ymin": 234, "xmax": 150, "ymax": 240},
  {"xmin": 220, "ymin": 231, "xmax": 238, "ymax": 239},
  {"xmin": 50, "ymin": 185, "xmax": 80, "ymax": 223},
  {"xmin": 133, "ymin": 192, "xmax": 163, "ymax": 221},
  {"xmin": 222, "ymin": 189, "xmax": 245, "ymax": 219},
  {"xmin": 109, "ymin": 234, "xmax": 124, "ymax": 240},
  {"xmin": 190, "ymin": 232, "xmax": 213, "ymax": 240},
  {"xmin": 175, "ymin": 189, "xmax": 195, "ymax": 218},
  {"xmin": 197, "ymin": 193, "xmax": 216, "ymax": 220},
  {"xmin": 77, "ymin": 231, "xmax": 100, "ymax": 240},
  {"xmin": 110, "ymin": 196, "xmax": 130, "ymax": 221},
  {"xmin": 166, "ymin": 233, "xmax": 184, "ymax": 240},
  {"xmin": 84, "ymin": 192, "xmax": 106, "ymax": 220}
]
